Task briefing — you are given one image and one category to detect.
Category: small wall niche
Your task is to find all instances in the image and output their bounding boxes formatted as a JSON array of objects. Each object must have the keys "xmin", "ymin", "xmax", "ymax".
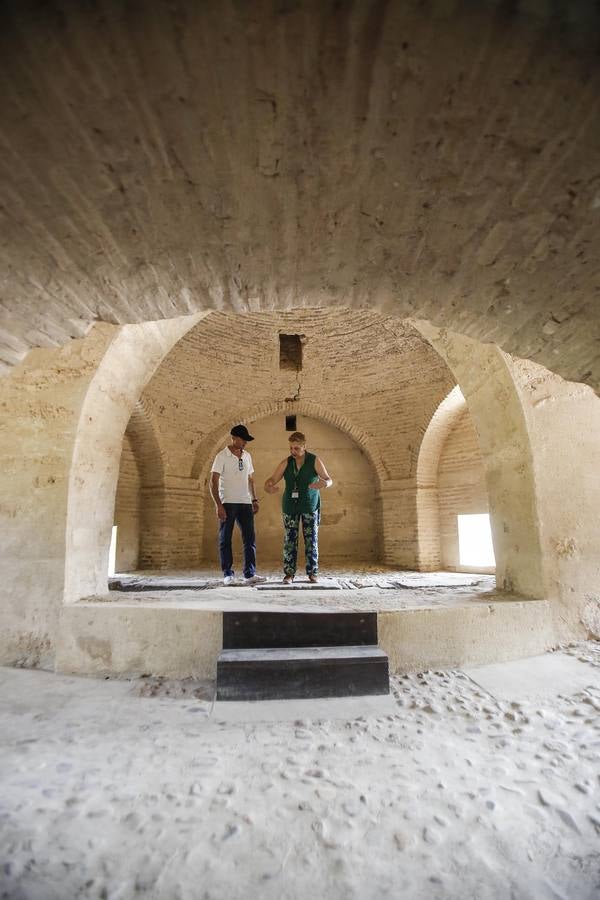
[
  {"xmin": 285, "ymin": 415, "xmax": 297, "ymax": 431},
  {"xmin": 279, "ymin": 334, "xmax": 303, "ymax": 371}
]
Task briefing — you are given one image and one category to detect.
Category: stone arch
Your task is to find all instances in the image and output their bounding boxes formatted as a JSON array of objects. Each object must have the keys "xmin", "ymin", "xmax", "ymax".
[
  {"xmin": 417, "ymin": 386, "xmax": 467, "ymax": 489},
  {"xmin": 438, "ymin": 406, "xmax": 493, "ymax": 573},
  {"xmin": 413, "ymin": 385, "xmax": 468, "ymax": 570},
  {"xmin": 63, "ymin": 314, "xmax": 207, "ymax": 603},
  {"xmin": 64, "ymin": 311, "xmax": 390, "ymax": 596},
  {"xmin": 416, "ymin": 384, "xmax": 495, "ymax": 572},
  {"xmin": 190, "ymin": 398, "xmax": 386, "ymax": 487},
  {"xmin": 112, "ymin": 398, "xmax": 167, "ymax": 571},
  {"xmin": 196, "ymin": 408, "xmax": 383, "ymax": 565},
  {"xmin": 63, "ymin": 310, "xmax": 545, "ymax": 605},
  {"xmin": 411, "ymin": 320, "xmax": 544, "ymax": 596},
  {"xmin": 124, "ymin": 398, "xmax": 165, "ymax": 487},
  {"xmin": 185, "ymin": 400, "xmax": 386, "ymax": 567}
]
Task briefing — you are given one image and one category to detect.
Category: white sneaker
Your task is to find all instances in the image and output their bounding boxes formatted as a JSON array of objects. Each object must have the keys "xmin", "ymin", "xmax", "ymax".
[
  {"xmin": 244, "ymin": 575, "xmax": 267, "ymax": 586},
  {"xmin": 223, "ymin": 575, "xmax": 235, "ymax": 586}
]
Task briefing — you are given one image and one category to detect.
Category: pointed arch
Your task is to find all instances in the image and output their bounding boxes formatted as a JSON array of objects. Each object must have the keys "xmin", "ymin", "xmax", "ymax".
[
  {"xmin": 417, "ymin": 385, "xmax": 467, "ymax": 488},
  {"xmin": 63, "ymin": 314, "xmax": 207, "ymax": 603},
  {"xmin": 411, "ymin": 321, "xmax": 544, "ymax": 594},
  {"xmin": 189, "ymin": 398, "xmax": 386, "ymax": 489},
  {"xmin": 411, "ymin": 385, "xmax": 467, "ymax": 570},
  {"xmin": 125, "ymin": 398, "xmax": 165, "ymax": 487}
]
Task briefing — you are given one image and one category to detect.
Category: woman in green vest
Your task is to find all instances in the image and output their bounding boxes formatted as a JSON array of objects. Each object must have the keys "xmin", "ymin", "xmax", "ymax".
[{"xmin": 264, "ymin": 431, "xmax": 333, "ymax": 583}]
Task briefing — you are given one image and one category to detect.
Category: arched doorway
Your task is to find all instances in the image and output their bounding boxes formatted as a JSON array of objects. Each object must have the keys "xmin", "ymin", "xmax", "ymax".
[{"xmin": 199, "ymin": 412, "xmax": 381, "ymax": 569}]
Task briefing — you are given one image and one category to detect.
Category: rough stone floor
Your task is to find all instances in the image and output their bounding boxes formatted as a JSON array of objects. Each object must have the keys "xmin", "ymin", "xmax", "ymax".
[
  {"xmin": 103, "ymin": 566, "xmax": 503, "ymax": 612},
  {"xmin": 1, "ymin": 644, "xmax": 599, "ymax": 900}
]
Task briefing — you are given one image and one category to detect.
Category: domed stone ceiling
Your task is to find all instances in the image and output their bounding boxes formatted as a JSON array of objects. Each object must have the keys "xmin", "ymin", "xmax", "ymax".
[{"xmin": 0, "ymin": 0, "xmax": 599, "ymax": 388}]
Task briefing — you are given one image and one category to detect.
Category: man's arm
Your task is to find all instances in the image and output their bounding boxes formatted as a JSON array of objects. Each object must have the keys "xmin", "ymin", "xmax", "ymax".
[
  {"xmin": 264, "ymin": 459, "xmax": 287, "ymax": 494},
  {"xmin": 248, "ymin": 475, "xmax": 260, "ymax": 514},
  {"xmin": 210, "ymin": 471, "xmax": 226, "ymax": 521}
]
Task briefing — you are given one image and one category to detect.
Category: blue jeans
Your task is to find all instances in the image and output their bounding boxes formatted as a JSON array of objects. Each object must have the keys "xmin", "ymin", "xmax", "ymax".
[{"xmin": 219, "ymin": 503, "xmax": 256, "ymax": 578}]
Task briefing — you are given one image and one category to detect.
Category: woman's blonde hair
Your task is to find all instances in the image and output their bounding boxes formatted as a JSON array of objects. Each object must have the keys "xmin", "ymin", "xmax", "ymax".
[{"xmin": 288, "ymin": 431, "xmax": 306, "ymax": 444}]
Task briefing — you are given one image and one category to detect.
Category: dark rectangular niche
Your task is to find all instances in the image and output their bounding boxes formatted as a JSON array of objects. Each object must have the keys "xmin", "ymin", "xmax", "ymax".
[
  {"xmin": 286, "ymin": 415, "xmax": 297, "ymax": 431},
  {"xmin": 279, "ymin": 333, "xmax": 303, "ymax": 371}
]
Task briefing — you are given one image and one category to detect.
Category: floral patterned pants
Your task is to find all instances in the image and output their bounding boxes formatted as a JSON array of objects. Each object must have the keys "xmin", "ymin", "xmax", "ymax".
[{"xmin": 282, "ymin": 511, "xmax": 320, "ymax": 577}]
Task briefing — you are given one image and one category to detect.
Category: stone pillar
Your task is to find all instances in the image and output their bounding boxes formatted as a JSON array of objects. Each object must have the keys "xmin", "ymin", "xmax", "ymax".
[
  {"xmin": 0, "ymin": 326, "xmax": 116, "ymax": 667},
  {"xmin": 415, "ymin": 485, "xmax": 441, "ymax": 571},
  {"xmin": 414, "ymin": 321, "xmax": 544, "ymax": 598},
  {"xmin": 0, "ymin": 315, "xmax": 205, "ymax": 666},
  {"xmin": 377, "ymin": 479, "xmax": 419, "ymax": 568},
  {"xmin": 139, "ymin": 475, "xmax": 203, "ymax": 569},
  {"xmin": 508, "ymin": 359, "xmax": 600, "ymax": 641},
  {"xmin": 63, "ymin": 315, "xmax": 205, "ymax": 603},
  {"xmin": 378, "ymin": 479, "xmax": 441, "ymax": 571},
  {"xmin": 414, "ymin": 320, "xmax": 600, "ymax": 641}
]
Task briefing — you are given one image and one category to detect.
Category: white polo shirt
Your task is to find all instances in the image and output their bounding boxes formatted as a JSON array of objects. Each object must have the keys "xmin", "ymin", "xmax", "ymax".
[{"xmin": 211, "ymin": 447, "xmax": 254, "ymax": 504}]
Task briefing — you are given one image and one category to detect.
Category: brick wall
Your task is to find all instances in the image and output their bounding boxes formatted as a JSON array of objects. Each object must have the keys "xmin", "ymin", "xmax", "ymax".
[
  {"xmin": 114, "ymin": 434, "xmax": 141, "ymax": 571},
  {"xmin": 202, "ymin": 413, "xmax": 380, "ymax": 568},
  {"xmin": 113, "ymin": 310, "xmax": 462, "ymax": 569},
  {"xmin": 438, "ymin": 409, "xmax": 490, "ymax": 570}
]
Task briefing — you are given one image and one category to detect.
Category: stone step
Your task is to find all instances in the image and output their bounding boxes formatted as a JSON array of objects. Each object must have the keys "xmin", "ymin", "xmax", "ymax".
[
  {"xmin": 216, "ymin": 644, "xmax": 389, "ymax": 701},
  {"xmin": 222, "ymin": 611, "xmax": 378, "ymax": 650}
]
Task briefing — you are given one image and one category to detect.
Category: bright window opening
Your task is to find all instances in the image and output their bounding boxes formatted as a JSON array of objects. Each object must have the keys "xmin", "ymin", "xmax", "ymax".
[
  {"xmin": 457, "ymin": 514, "xmax": 495, "ymax": 568},
  {"xmin": 108, "ymin": 524, "xmax": 118, "ymax": 576}
]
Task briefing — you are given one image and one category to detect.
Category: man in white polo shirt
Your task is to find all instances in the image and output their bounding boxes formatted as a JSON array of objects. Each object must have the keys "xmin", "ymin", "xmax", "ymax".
[{"xmin": 210, "ymin": 424, "xmax": 266, "ymax": 586}]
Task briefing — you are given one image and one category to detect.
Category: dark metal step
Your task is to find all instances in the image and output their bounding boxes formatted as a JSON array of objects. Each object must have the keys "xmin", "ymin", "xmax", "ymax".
[
  {"xmin": 216, "ymin": 645, "xmax": 389, "ymax": 701},
  {"xmin": 222, "ymin": 611, "xmax": 377, "ymax": 650}
]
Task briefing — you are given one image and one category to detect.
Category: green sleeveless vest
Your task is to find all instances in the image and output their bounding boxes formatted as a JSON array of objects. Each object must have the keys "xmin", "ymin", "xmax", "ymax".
[{"xmin": 282, "ymin": 452, "xmax": 320, "ymax": 516}]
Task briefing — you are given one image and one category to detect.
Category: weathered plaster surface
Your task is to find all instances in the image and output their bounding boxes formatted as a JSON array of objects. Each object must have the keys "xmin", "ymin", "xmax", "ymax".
[
  {"xmin": 0, "ymin": 326, "xmax": 117, "ymax": 666},
  {"xmin": 64, "ymin": 315, "xmax": 206, "ymax": 602},
  {"xmin": 0, "ymin": 1, "xmax": 598, "ymax": 393},
  {"xmin": 0, "ymin": 316, "xmax": 204, "ymax": 666},
  {"xmin": 56, "ymin": 601, "xmax": 552, "ymax": 680},
  {"xmin": 379, "ymin": 601, "xmax": 554, "ymax": 674},
  {"xmin": 509, "ymin": 360, "xmax": 600, "ymax": 640},
  {"xmin": 56, "ymin": 606, "xmax": 222, "ymax": 679},
  {"xmin": 415, "ymin": 322, "xmax": 600, "ymax": 640},
  {"xmin": 1, "ymin": 307, "xmax": 599, "ymax": 676},
  {"xmin": 413, "ymin": 321, "xmax": 545, "ymax": 598}
]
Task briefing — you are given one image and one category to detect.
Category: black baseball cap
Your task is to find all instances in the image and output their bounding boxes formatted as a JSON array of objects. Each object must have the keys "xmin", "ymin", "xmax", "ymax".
[{"xmin": 230, "ymin": 424, "xmax": 254, "ymax": 441}]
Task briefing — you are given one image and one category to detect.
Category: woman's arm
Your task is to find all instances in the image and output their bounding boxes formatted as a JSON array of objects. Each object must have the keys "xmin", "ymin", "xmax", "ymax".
[
  {"xmin": 310, "ymin": 457, "xmax": 333, "ymax": 490},
  {"xmin": 264, "ymin": 459, "xmax": 287, "ymax": 494}
]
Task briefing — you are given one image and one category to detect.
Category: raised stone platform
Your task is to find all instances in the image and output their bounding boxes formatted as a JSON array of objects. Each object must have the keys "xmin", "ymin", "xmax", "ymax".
[
  {"xmin": 102, "ymin": 567, "xmax": 498, "ymax": 613},
  {"xmin": 54, "ymin": 568, "xmax": 556, "ymax": 681},
  {"xmin": 108, "ymin": 569, "xmax": 488, "ymax": 594}
]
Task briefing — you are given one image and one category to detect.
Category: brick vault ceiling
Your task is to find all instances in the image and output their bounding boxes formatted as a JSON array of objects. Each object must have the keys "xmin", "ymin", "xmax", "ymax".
[{"xmin": 0, "ymin": 1, "xmax": 599, "ymax": 390}]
